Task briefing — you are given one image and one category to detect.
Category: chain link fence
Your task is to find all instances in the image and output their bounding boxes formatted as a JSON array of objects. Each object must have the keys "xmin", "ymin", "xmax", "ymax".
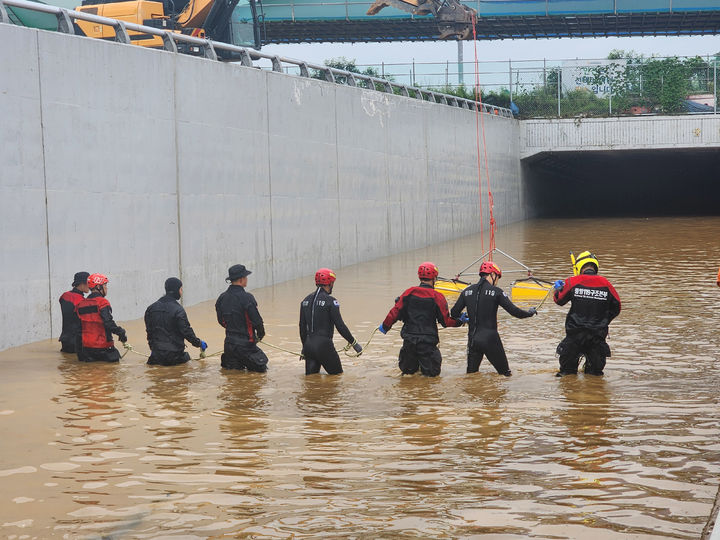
[{"xmin": 343, "ymin": 55, "xmax": 720, "ymax": 118}]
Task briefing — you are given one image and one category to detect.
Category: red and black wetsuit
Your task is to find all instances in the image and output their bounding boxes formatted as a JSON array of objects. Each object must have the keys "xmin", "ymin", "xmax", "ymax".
[
  {"xmin": 58, "ymin": 288, "xmax": 85, "ymax": 353},
  {"xmin": 381, "ymin": 282, "xmax": 460, "ymax": 377},
  {"xmin": 75, "ymin": 293, "xmax": 126, "ymax": 363},
  {"xmin": 554, "ymin": 273, "xmax": 621, "ymax": 375},
  {"xmin": 215, "ymin": 284, "xmax": 268, "ymax": 372},
  {"xmin": 144, "ymin": 294, "xmax": 202, "ymax": 366},
  {"xmin": 451, "ymin": 279, "xmax": 533, "ymax": 375},
  {"xmin": 299, "ymin": 288, "xmax": 356, "ymax": 375}
]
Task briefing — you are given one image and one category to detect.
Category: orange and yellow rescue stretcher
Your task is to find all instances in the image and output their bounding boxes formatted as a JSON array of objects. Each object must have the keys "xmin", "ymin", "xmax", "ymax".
[
  {"xmin": 436, "ymin": 275, "xmax": 553, "ymax": 302},
  {"xmin": 434, "ymin": 248, "xmax": 554, "ymax": 303}
]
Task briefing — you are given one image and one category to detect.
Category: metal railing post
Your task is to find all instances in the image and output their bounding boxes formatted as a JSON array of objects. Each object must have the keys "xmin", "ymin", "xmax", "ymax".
[
  {"xmin": 202, "ymin": 41, "xmax": 217, "ymax": 61},
  {"xmin": 239, "ymin": 48, "xmax": 253, "ymax": 67},
  {"xmin": 271, "ymin": 55, "xmax": 282, "ymax": 72},
  {"xmin": 56, "ymin": 8, "xmax": 75, "ymax": 34},
  {"xmin": 112, "ymin": 20, "xmax": 131, "ymax": 44},
  {"xmin": 0, "ymin": 0, "xmax": 9, "ymax": 23},
  {"xmin": 161, "ymin": 32, "xmax": 178, "ymax": 53},
  {"xmin": 715, "ymin": 61, "xmax": 718, "ymax": 115}
]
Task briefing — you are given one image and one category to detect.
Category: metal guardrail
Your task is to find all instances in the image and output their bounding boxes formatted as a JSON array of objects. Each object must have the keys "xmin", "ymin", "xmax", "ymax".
[{"xmin": 0, "ymin": 0, "xmax": 513, "ymax": 117}]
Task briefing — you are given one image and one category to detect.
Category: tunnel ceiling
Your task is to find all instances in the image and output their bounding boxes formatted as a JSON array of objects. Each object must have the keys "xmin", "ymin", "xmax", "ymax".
[{"xmin": 522, "ymin": 147, "xmax": 720, "ymax": 218}]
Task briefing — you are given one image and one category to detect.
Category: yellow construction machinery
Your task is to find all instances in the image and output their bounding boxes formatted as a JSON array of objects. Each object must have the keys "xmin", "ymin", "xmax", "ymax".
[{"xmin": 73, "ymin": 0, "xmax": 257, "ymax": 50}]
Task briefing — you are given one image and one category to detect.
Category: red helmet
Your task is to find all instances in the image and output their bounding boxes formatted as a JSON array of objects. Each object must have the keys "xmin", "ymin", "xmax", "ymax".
[
  {"xmin": 418, "ymin": 262, "xmax": 439, "ymax": 280},
  {"xmin": 315, "ymin": 268, "xmax": 336, "ymax": 286},
  {"xmin": 87, "ymin": 273, "xmax": 109, "ymax": 287},
  {"xmin": 479, "ymin": 261, "xmax": 502, "ymax": 278}
]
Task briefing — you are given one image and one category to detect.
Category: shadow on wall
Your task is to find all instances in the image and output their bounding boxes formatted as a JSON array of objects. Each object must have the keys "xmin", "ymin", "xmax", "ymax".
[{"xmin": 522, "ymin": 148, "xmax": 720, "ymax": 218}]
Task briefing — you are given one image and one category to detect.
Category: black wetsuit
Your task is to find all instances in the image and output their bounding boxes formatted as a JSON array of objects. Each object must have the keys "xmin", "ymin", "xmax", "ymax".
[
  {"xmin": 451, "ymin": 279, "xmax": 533, "ymax": 375},
  {"xmin": 554, "ymin": 273, "xmax": 621, "ymax": 375},
  {"xmin": 381, "ymin": 283, "xmax": 460, "ymax": 377},
  {"xmin": 299, "ymin": 288, "xmax": 356, "ymax": 375},
  {"xmin": 144, "ymin": 294, "xmax": 202, "ymax": 366},
  {"xmin": 215, "ymin": 284, "xmax": 268, "ymax": 372},
  {"xmin": 58, "ymin": 288, "xmax": 85, "ymax": 353}
]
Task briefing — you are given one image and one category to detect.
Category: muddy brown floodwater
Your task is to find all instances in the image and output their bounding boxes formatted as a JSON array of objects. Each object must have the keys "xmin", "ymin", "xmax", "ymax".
[{"xmin": 1, "ymin": 217, "xmax": 719, "ymax": 539}]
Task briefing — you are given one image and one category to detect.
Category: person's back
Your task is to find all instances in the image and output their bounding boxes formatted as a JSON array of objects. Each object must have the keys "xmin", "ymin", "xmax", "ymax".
[
  {"xmin": 390, "ymin": 283, "xmax": 451, "ymax": 344},
  {"xmin": 451, "ymin": 261, "xmax": 535, "ymax": 375},
  {"xmin": 555, "ymin": 272, "xmax": 620, "ymax": 335},
  {"xmin": 379, "ymin": 262, "xmax": 460, "ymax": 377},
  {"xmin": 76, "ymin": 274, "xmax": 126, "ymax": 363},
  {"xmin": 216, "ymin": 284, "xmax": 263, "ymax": 346},
  {"xmin": 215, "ymin": 265, "xmax": 268, "ymax": 372},
  {"xmin": 145, "ymin": 277, "xmax": 204, "ymax": 366},
  {"xmin": 58, "ymin": 271, "xmax": 89, "ymax": 353},
  {"xmin": 299, "ymin": 268, "xmax": 361, "ymax": 375},
  {"xmin": 553, "ymin": 251, "xmax": 621, "ymax": 376}
]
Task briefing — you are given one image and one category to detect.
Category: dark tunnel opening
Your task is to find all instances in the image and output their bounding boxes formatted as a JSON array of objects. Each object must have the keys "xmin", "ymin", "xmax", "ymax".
[{"xmin": 523, "ymin": 148, "xmax": 720, "ymax": 218}]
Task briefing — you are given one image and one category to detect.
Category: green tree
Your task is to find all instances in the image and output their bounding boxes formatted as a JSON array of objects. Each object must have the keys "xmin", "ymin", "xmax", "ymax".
[{"xmin": 588, "ymin": 52, "xmax": 711, "ymax": 114}]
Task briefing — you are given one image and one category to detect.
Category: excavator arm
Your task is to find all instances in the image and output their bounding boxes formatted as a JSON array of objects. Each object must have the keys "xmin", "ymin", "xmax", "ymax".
[{"xmin": 366, "ymin": 0, "xmax": 475, "ymax": 40}]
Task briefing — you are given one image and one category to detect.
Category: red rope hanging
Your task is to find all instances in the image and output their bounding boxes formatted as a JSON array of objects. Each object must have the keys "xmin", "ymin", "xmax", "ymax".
[{"xmin": 471, "ymin": 16, "xmax": 496, "ymax": 259}]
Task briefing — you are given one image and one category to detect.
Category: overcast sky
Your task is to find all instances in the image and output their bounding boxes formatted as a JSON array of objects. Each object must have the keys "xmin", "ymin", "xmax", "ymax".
[{"xmin": 261, "ymin": 35, "xmax": 720, "ymax": 66}]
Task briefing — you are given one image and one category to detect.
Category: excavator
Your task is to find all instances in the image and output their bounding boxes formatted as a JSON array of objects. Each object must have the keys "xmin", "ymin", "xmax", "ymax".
[
  {"xmin": 366, "ymin": 0, "xmax": 476, "ymax": 40},
  {"xmin": 73, "ymin": 0, "xmax": 259, "ymax": 50}
]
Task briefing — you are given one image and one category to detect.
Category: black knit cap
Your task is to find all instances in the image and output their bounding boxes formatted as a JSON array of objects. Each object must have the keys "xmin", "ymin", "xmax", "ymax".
[
  {"xmin": 164, "ymin": 277, "xmax": 183, "ymax": 294},
  {"xmin": 72, "ymin": 271, "xmax": 90, "ymax": 287},
  {"xmin": 226, "ymin": 264, "xmax": 252, "ymax": 281}
]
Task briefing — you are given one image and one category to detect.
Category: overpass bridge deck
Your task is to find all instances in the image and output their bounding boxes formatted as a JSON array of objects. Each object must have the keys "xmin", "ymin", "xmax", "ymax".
[{"xmin": 521, "ymin": 115, "xmax": 720, "ymax": 159}]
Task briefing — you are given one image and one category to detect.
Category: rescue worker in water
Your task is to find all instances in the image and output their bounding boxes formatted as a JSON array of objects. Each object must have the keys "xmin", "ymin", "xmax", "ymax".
[
  {"xmin": 378, "ymin": 262, "xmax": 461, "ymax": 377},
  {"xmin": 75, "ymin": 273, "xmax": 127, "ymax": 362},
  {"xmin": 144, "ymin": 277, "xmax": 207, "ymax": 366},
  {"xmin": 58, "ymin": 271, "xmax": 90, "ymax": 353},
  {"xmin": 553, "ymin": 251, "xmax": 621, "ymax": 377},
  {"xmin": 299, "ymin": 268, "xmax": 362, "ymax": 375},
  {"xmin": 215, "ymin": 264, "xmax": 268, "ymax": 372},
  {"xmin": 450, "ymin": 261, "xmax": 536, "ymax": 376}
]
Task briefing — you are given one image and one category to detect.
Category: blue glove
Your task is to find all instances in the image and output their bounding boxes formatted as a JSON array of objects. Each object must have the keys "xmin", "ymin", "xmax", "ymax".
[
  {"xmin": 378, "ymin": 324, "xmax": 387, "ymax": 334},
  {"xmin": 528, "ymin": 307, "xmax": 537, "ymax": 316},
  {"xmin": 352, "ymin": 342, "xmax": 363, "ymax": 354},
  {"xmin": 553, "ymin": 280, "xmax": 565, "ymax": 290},
  {"xmin": 200, "ymin": 340, "xmax": 207, "ymax": 351},
  {"xmin": 459, "ymin": 313, "xmax": 469, "ymax": 324}
]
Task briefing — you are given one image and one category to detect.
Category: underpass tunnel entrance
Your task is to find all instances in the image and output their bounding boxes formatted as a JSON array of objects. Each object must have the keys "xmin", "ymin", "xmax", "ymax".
[{"xmin": 523, "ymin": 148, "xmax": 720, "ymax": 217}]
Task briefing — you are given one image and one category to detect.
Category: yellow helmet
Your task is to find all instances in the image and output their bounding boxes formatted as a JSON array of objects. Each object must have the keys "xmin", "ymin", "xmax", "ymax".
[{"xmin": 573, "ymin": 251, "xmax": 599, "ymax": 275}]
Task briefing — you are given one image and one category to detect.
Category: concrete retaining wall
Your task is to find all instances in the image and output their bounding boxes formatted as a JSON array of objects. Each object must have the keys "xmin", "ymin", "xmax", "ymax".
[{"xmin": 0, "ymin": 23, "xmax": 523, "ymax": 351}]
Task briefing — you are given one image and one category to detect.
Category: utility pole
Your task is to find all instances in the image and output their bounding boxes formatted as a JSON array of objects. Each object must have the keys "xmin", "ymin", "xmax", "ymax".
[{"xmin": 458, "ymin": 40, "xmax": 464, "ymax": 87}]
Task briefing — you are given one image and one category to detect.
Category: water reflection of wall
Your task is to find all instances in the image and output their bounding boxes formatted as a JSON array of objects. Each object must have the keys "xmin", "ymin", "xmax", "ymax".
[
  {"xmin": 143, "ymin": 364, "xmax": 196, "ymax": 442},
  {"xmin": 557, "ymin": 376, "xmax": 612, "ymax": 473},
  {"xmin": 57, "ymin": 359, "xmax": 124, "ymax": 435},
  {"xmin": 217, "ymin": 372, "xmax": 270, "ymax": 468}
]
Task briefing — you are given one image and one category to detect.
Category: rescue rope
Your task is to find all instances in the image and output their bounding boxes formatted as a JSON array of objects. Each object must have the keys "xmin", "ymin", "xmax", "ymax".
[
  {"xmin": 261, "ymin": 340, "xmax": 304, "ymax": 359},
  {"xmin": 535, "ymin": 287, "xmax": 554, "ymax": 311},
  {"xmin": 471, "ymin": 13, "xmax": 484, "ymax": 256},
  {"xmin": 471, "ymin": 15, "xmax": 496, "ymax": 259},
  {"xmin": 122, "ymin": 342, "xmax": 219, "ymax": 362}
]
